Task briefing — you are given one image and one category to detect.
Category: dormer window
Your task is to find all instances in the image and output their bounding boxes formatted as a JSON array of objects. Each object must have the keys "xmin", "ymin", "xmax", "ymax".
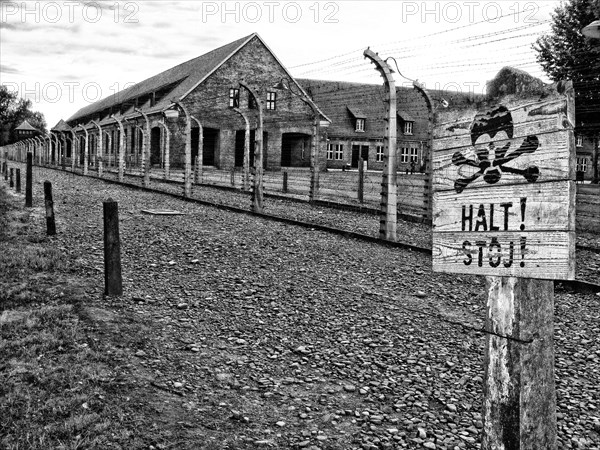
[
  {"xmin": 229, "ymin": 88, "xmax": 240, "ymax": 108},
  {"xmin": 576, "ymin": 135, "xmax": 583, "ymax": 147},
  {"xmin": 397, "ymin": 110, "xmax": 414, "ymax": 135},
  {"xmin": 347, "ymin": 106, "xmax": 367, "ymax": 133},
  {"xmin": 355, "ymin": 118, "xmax": 365, "ymax": 132}
]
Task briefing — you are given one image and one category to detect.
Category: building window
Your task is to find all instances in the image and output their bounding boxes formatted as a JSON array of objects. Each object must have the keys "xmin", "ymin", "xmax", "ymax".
[
  {"xmin": 355, "ymin": 119, "xmax": 365, "ymax": 132},
  {"xmin": 400, "ymin": 147, "xmax": 409, "ymax": 163},
  {"xmin": 404, "ymin": 121, "xmax": 414, "ymax": 135},
  {"xmin": 376, "ymin": 145, "xmax": 384, "ymax": 162},
  {"xmin": 410, "ymin": 147, "xmax": 419, "ymax": 163},
  {"xmin": 576, "ymin": 135, "xmax": 583, "ymax": 147},
  {"xmin": 229, "ymin": 88, "xmax": 240, "ymax": 108},
  {"xmin": 266, "ymin": 92, "xmax": 276, "ymax": 110},
  {"xmin": 577, "ymin": 157, "xmax": 588, "ymax": 172},
  {"xmin": 328, "ymin": 143, "xmax": 344, "ymax": 160}
]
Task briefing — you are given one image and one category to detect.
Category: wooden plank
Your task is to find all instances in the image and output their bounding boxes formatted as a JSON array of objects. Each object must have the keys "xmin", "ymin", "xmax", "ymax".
[
  {"xmin": 433, "ymin": 129, "xmax": 572, "ymax": 192},
  {"xmin": 141, "ymin": 209, "xmax": 186, "ymax": 216},
  {"xmin": 433, "ymin": 231, "xmax": 575, "ymax": 280},
  {"xmin": 432, "ymin": 86, "xmax": 576, "ymax": 281},
  {"xmin": 433, "ymin": 181, "xmax": 575, "ymax": 233}
]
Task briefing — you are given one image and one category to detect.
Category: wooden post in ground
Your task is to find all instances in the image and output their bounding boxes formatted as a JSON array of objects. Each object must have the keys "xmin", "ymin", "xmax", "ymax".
[
  {"xmin": 432, "ymin": 79, "xmax": 577, "ymax": 450},
  {"xmin": 44, "ymin": 181, "xmax": 56, "ymax": 236},
  {"xmin": 283, "ymin": 170, "xmax": 288, "ymax": 193},
  {"xmin": 358, "ymin": 157, "xmax": 364, "ymax": 203},
  {"xmin": 103, "ymin": 198, "xmax": 122, "ymax": 296},
  {"xmin": 25, "ymin": 152, "xmax": 33, "ymax": 207},
  {"xmin": 483, "ymin": 277, "xmax": 556, "ymax": 449},
  {"xmin": 15, "ymin": 168, "xmax": 21, "ymax": 193},
  {"xmin": 9, "ymin": 168, "xmax": 14, "ymax": 187}
]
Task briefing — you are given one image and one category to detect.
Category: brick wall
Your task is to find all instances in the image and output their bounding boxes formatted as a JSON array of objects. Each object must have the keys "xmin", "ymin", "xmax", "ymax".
[
  {"xmin": 299, "ymin": 79, "xmax": 432, "ymax": 172},
  {"xmin": 178, "ymin": 36, "xmax": 317, "ymax": 171}
]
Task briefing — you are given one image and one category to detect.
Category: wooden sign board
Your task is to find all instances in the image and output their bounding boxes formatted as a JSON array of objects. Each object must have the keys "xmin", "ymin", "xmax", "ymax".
[{"xmin": 432, "ymin": 83, "xmax": 576, "ymax": 280}]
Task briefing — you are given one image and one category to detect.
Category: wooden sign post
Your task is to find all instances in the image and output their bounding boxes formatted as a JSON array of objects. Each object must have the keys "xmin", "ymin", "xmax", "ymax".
[{"xmin": 432, "ymin": 81, "xmax": 576, "ymax": 449}]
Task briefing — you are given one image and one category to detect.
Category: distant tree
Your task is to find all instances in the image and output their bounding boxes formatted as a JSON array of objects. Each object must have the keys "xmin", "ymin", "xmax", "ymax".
[
  {"xmin": 534, "ymin": 0, "xmax": 600, "ymax": 83},
  {"xmin": 534, "ymin": 0, "xmax": 600, "ymax": 182},
  {"xmin": 0, "ymin": 85, "xmax": 47, "ymax": 145}
]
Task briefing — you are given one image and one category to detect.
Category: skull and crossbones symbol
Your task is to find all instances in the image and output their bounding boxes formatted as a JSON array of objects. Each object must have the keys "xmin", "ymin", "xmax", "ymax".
[{"xmin": 452, "ymin": 105, "xmax": 540, "ymax": 193}]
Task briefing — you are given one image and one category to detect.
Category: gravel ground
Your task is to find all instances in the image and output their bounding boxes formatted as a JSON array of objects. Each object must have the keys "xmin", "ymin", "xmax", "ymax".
[
  {"xmin": 5, "ymin": 165, "xmax": 600, "ymax": 449},
  {"xmin": 99, "ymin": 167, "xmax": 600, "ymax": 286}
]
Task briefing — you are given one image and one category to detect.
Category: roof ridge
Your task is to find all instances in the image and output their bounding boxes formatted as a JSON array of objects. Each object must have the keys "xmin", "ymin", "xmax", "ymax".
[{"xmin": 67, "ymin": 33, "xmax": 257, "ymax": 123}]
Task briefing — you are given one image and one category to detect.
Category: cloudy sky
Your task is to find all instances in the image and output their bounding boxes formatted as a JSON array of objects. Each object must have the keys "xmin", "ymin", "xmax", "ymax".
[{"xmin": 0, "ymin": 0, "xmax": 560, "ymax": 128}]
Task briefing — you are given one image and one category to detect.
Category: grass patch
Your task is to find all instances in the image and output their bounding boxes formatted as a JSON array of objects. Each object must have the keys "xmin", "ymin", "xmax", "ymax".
[
  {"xmin": 0, "ymin": 185, "xmax": 146, "ymax": 449},
  {"xmin": 0, "ymin": 305, "xmax": 113, "ymax": 449}
]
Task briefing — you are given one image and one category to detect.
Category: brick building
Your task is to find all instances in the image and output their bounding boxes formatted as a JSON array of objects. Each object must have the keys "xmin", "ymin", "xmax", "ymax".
[
  {"xmin": 575, "ymin": 132, "xmax": 599, "ymax": 181},
  {"xmin": 574, "ymin": 100, "xmax": 599, "ymax": 182},
  {"xmin": 297, "ymin": 79, "xmax": 432, "ymax": 173},
  {"xmin": 66, "ymin": 33, "xmax": 329, "ymax": 172}
]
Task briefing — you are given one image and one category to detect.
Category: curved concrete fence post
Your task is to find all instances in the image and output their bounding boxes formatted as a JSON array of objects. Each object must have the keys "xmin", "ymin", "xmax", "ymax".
[
  {"xmin": 191, "ymin": 115, "xmax": 204, "ymax": 184},
  {"xmin": 172, "ymin": 100, "xmax": 192, "ymax": 197},
  {"xmin": 157, "ymin": 120, "xmax": 171, "ymax": 179},
  {"xmin": 239, "ymin": 81, "xmax": 264, "ymax": 213},
  {"xmin": 80, "ymin": 125, "xmax": 90, "ymax": 175},
  {"xmin": 103, "ymin": 129, "xmax": 112, "ymax": 169},
  {"xmin": 233, "ymin": 107, "xmax": 251, "ymax": 191},
  {"xmin": 91, "ymin": 120, "xmax": 103, "ymax": 177},
  {"xmin": 111, "ymin": 115, "xmax": 126, "ymax": 182},
  {"xmin": 134, "ymin": 108, "xmax": 151, "ymax": 187}
]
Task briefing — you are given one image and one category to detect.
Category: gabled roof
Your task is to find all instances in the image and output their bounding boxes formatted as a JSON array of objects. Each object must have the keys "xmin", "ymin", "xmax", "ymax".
[
  {"xmin": 397, "ymin": 110, "xmax": 415, "ymax": 122},
  {"xmin": 69, "ymin": 33, "xmax": 331, "ymax": 128},
  {"xmin": 347, "ymin": 106, "xmax": 367, "ymax": 119},
  {"xmin": 68, "ymin": 33, "xmax": 257, "ymax": 123},
  {"xmin": 51, "ymin": 119, "xmax": 72, "ymax": 132},
  {"xmin": 15, "ymin": 120, "xmax": 39, "ymax": 131},
  {"xmin": 298, "ymin": 79, "xmax": 428, "ymax": 139}
]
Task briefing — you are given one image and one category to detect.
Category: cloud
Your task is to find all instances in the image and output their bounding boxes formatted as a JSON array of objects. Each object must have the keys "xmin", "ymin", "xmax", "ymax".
[
  {"xmin": 0, "ymin": 21, "xmax": 32, "ymax": 31},
  {"xmin": 0, "ymin": 64, "xmax": 21, "ymax": 74},
  {"xmin": 0, "ymin": 20, "xmax": 80, "ymax": 33}
]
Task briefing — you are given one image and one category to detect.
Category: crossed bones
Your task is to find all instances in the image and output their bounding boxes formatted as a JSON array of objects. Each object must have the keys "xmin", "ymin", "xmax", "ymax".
[{"xmin": 452, "ymin": 135, "xmax": 540, "ymax": 194}]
